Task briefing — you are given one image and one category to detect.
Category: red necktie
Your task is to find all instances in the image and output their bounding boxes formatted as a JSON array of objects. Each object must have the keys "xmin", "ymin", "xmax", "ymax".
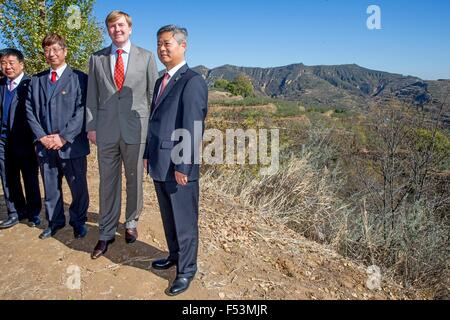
[
  {"xmin": 51, "ymin": 71, "xmax": 57, "ymax": 83},
  {"xmin": 114, "ymin": 49, "xmax": 125, "ymax": 91},
  {"xmin": 156, "ymin": 73, "xmax": 170, "ymax": 104}
]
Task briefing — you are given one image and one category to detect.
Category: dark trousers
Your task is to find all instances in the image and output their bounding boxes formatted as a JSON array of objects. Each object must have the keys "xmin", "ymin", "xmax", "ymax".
[
  {"xmin": 38, "ymin": 151, "xmax": 89, "ymax": 229},
  {"xmin": 0, "ymin": 139, "xmax": 41, "ymax": 219},
  {"xmin": 154, "ymin": 180, "xmax": 199, "ymax": 278}
]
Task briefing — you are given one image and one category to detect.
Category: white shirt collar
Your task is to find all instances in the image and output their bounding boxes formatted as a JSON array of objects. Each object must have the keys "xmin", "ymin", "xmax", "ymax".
[
  {"xmin": 7, "ymin": 72, "xmax": 25, "ymax": 88},
  {"xmin": 111, "ymin": 40, "xmax": 132, "ymax": 55},
  {"xmin": 49, "ymin": 64, "xmax": 68, "ymax": 79},
  {"xmin": 166, "ymin": 61, "xmax": 187, "ymax": 78}
]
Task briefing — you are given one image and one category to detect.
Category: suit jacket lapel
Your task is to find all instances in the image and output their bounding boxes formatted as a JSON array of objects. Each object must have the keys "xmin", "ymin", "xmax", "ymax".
[
  {"xmin": 39, "ymin": 72, "xmax": 49, "ymax": 102},
  {"xmin": 152, "ymin": 64, "xmax": 189, "ymax": 116},
  {"xmin": 50, "ymin": 66, "xmax": 72, "ymax": 100},
  {"xmin": 0, "ymin": 76, "xmax": 29, "ymax": 130},
  {"xmin": 101, "ymin": 45, "xmax": 116, "ymax": 90},
  {"xmin": 8, "ymin": 77, "xmax": 25, "ymax": 127},
  {"xmin": 150, "ymin": 77, "xmax": 163, "ymax": 113},
  {"xmin": 123, "ymin": 45, "xmax": 137, "ymax": 89}
]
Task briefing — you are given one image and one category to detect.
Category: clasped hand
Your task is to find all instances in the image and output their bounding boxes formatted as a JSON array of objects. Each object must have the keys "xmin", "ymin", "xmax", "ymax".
[{"xmin": 40, "ymin": 134, "xmax": 67, "ymax": 150}]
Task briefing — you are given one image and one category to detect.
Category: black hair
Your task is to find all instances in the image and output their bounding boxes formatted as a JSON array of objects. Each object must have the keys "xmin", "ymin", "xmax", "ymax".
[{"xmin": 0, "ymin": 48, "xmax": 25, "ymax": 63}]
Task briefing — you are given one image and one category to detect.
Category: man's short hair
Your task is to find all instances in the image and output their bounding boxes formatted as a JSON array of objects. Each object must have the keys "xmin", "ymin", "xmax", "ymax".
[
  {"xmin": 0, "ymin": 48, "xmax": 25, "ymax": 63},
  {"xmin": 157, "ymin": 25, "xmax": 188, "ymax": 44},
  {"xmin": 105, "ymin": 10, "xmax": 132, "ymax": 27},
  {"xmin": 42, "ymin": 33, "xmax": 67, "ymax": 49}
]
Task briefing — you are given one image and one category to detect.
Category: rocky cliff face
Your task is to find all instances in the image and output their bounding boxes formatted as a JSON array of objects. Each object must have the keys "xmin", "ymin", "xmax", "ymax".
[{"xmin": 193, "ymin": 63, "xmax": 448, "ymax": 121}]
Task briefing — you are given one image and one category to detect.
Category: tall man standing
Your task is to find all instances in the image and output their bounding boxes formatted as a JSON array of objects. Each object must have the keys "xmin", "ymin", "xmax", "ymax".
[
  {"xmin": 144, "ymin": 25, "xmax": 208, "ymax": 296},
  {"xmin": 86, "ymin": 11, "xmax": 158, "ymax": 259},
  {"xmin": 0, "ymin": 49, "xmax": 41, "ymax": 229},
  {"xmin": 26, "ymin": 34, "xmax": 90, "ymax": 239}
]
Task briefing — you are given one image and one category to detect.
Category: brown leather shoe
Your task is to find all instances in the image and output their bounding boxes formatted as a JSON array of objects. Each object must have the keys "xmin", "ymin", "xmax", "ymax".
[
  {"xmin": 91, "ymin": 238, "xmax": 115, "ymax": 259},
  {"xmin": 125, "ymin": 228, "xmax": 138, "ymax": 244}
]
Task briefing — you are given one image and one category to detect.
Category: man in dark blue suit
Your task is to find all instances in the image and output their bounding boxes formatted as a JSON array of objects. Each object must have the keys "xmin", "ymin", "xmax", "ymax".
[
  {"xmin": 0, "ymin": 49, "xmax": 41, "ymax": 229},
  {"xmin": 26, "ymin": 34, "xmax": 90, "ymax": 240},
  {"xmin": 144, "ymin": 25, "xmax": 208, "ymax": 296}
]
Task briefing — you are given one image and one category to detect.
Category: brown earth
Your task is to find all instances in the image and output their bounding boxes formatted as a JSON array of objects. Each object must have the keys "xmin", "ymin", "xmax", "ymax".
[
  {"xmin": 0, "ymin": 148, "xmax": 424, "ymax": 300},
  {"xmin": 209, "ymin": 103, "xmax": 277, "ymax": 114},
  {"xmin": 208, "ymin": 90, "xmax": 243, "ymax": 102}
]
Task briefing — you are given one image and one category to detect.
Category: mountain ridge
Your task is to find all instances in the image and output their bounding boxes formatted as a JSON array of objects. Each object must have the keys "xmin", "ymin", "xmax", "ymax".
[{"xmin": 192, "ymin": 63, "xmax": 449, "ymax": 123}]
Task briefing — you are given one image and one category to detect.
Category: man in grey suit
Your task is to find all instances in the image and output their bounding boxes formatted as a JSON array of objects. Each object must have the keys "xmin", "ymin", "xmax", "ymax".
[{"xmin": 86, "ymin": 11, "xmax": 158, "ymax": 259}]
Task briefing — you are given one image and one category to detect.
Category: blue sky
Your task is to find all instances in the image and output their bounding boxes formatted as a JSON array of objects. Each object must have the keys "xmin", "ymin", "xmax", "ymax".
[{"xmin": 93, "ymin": 0, "xmax": 450, "ymax": 79}]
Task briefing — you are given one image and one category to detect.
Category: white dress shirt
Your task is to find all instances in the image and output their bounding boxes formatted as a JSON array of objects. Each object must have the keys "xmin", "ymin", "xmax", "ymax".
[
  {"xmin": 157, "ymin": 61, "xmax": 187, "ymax": 98},
  {"xmin": 48, "ymin": 64, "xmax": 68, "ymax": 81},
  {"xmin": 7, "ymin": 72, "xmax": 25, "ymax": 91}
]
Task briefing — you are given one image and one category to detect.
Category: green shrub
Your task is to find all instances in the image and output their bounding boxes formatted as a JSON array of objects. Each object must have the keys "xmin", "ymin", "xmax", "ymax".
[{"xmin": 214, "ymin": 79, "xmax": 230, "ymax": 90}]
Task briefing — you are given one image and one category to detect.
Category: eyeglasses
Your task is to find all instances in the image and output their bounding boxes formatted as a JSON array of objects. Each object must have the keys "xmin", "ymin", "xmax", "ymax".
[
  {"xmin": 44, "ymin": 47, "xmax": 65, "ymax": 55},
  {"xmin": 1, "ymin": 61, "xmax": 19, "ymax": 67}
]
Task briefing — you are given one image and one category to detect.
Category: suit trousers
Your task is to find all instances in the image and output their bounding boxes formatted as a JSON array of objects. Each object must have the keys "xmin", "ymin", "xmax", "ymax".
[
  {"xmin": 154, "ymin": 180, "xmax": 199, "ymax": 278},
  {"xmin": 38, "ymin": 151, "xmax": 88, "ymax": 228},
  {"xmin": 97, "ymin": 139, "xmax": 145, "ymax": 241},
  {"xmin": 0, "ymin": 139, "xmax": 41, "ymax": 219}
]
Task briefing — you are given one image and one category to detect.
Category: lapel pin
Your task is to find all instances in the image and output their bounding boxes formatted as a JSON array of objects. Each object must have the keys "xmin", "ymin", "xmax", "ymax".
[{"xmin": 61, "ymin": 90, "xmax": 67, "ymax": 95}]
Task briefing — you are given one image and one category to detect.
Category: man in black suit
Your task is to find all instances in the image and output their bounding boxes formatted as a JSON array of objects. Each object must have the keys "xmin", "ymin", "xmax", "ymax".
[
  {"xmin": 144, "ymin": 25, "xmax": 208, "ymax": 296},
  {"xmin": 26, "ymin": 34, "xmax": 90, "ymax": 239},
  {"xmin": 0, "ymin": 48, "xmax": 41, "ymax": 229}
]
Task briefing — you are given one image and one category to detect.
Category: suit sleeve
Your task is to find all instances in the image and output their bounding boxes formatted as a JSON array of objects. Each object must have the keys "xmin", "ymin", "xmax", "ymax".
[
  {"xmin": 25, "ymin": 78, "xmax": 47, "ymax": 143},
  {"xmin": 86, "ymin": 55, "xmax": 98, "ymax": 132},
  {"xmin": 174, "ymin": 75, "xmax": 208, "ymax": 176},
  {"xmin": 59, "ymin": 74, "xmax": 88, "ymax": 144},
  {"xmin": 146, "ymin": 51, "xmax": 158, "ymax": 108},
  {"xmin": 143, "ymin": 79, "xmax": 160, "ymax": 161},
  {"xmin": 143, "ymin": 53, "xmax": 159, "ymax": 161}
]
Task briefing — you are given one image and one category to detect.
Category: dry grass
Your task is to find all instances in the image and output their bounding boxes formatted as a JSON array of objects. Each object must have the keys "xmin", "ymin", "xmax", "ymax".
[{"xmin": 202, "ymin": 123, "xmax": 449, "ymax": 299}]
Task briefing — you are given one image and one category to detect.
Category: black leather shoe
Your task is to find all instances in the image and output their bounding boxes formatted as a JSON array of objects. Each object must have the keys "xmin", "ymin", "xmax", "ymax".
[
  {"xmin": 39, "ymin": 225, "xmax": 64, "ymax": 239},
  {"xmin": 125, "ymin": 228, "xmax": 138, "ymax": 244},
  {"xmin": 28, "ymin": 216, "xmax": 41, "ymax": 228},
  {"xmin": 0, "ymin": 217, "xmax": 19, "ymax": 229},
  {"xmin": 91, "ymin": 238, "xmax": 115, "ymax": 259},
  {"xmin": 73, "ymin": 225, "xmax": 88, "ymax": 239},
  {"xmin": 167, "ymin": 276, "xmax": 193, "ymax": 296},
  {"xmin": 152, "ymin": 258, "xmax": 177, "ymax": 270}
]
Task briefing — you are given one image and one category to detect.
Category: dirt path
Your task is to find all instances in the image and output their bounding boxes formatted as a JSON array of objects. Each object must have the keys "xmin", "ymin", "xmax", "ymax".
[{"xmin": 0, "ymin": 154, "xmax": 421, "ymax": 300}]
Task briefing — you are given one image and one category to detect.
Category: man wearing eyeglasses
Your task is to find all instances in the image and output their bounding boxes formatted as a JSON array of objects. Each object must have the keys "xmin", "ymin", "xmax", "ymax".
[{"xmin": 26, "ymin": 34, "xmax": 90, "ymax": 240}]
